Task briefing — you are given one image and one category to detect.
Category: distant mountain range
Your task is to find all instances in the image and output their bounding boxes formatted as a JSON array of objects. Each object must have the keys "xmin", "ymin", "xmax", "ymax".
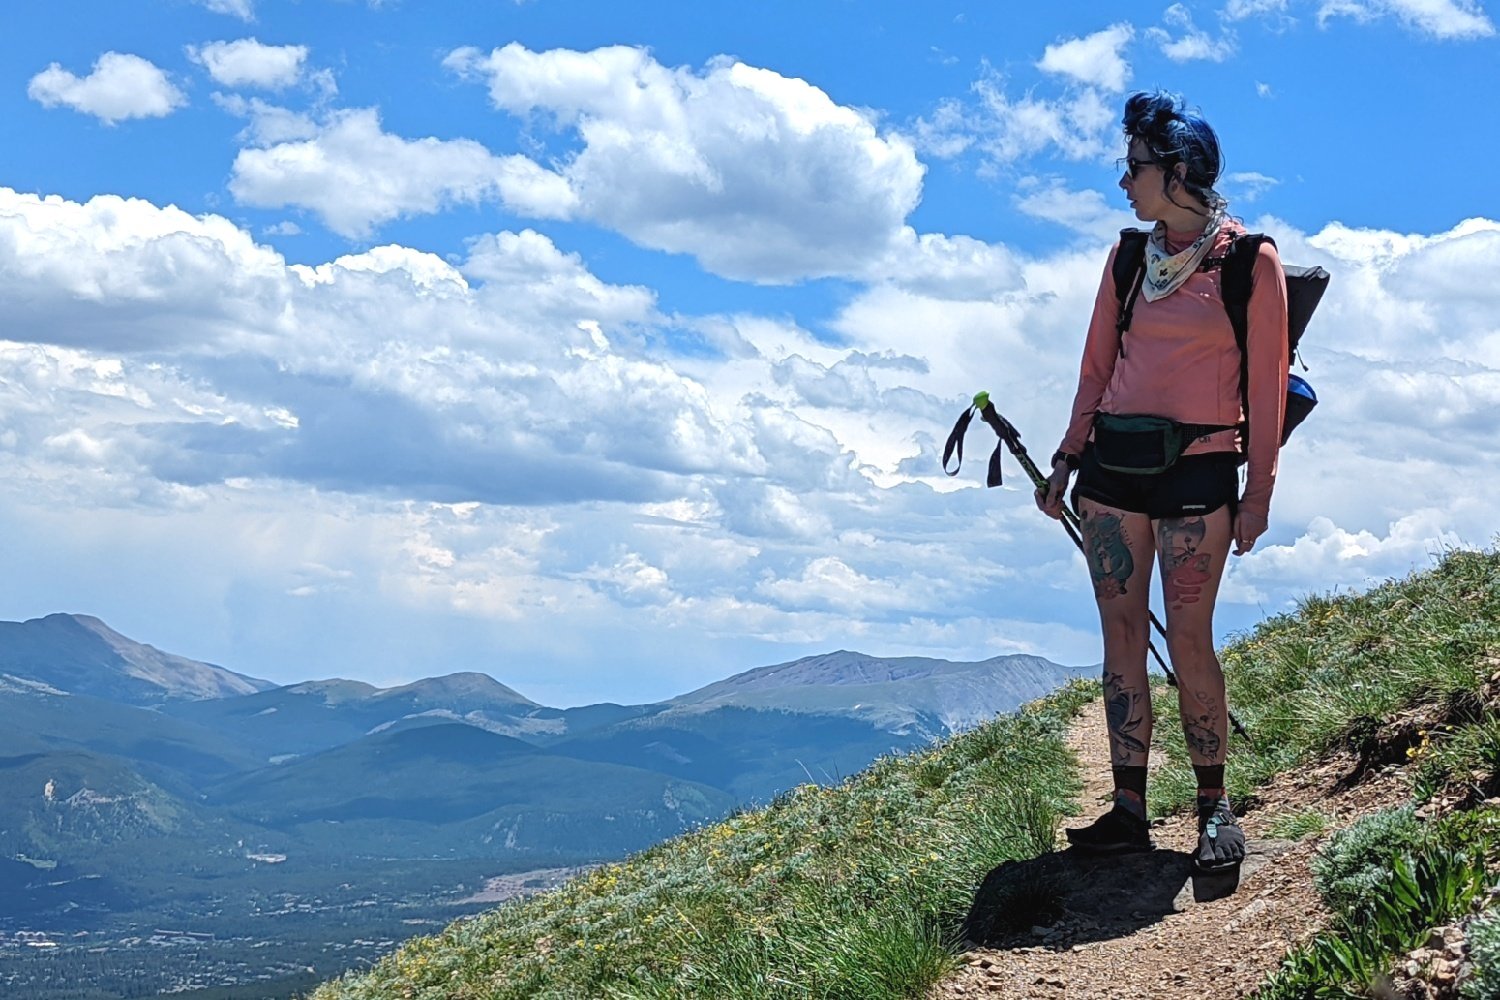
[
  {"xmin": 0, "ymin": 612, "xmax": 1092, "ymax": 926},
  {"xmin": 0, "ymin": 613, "xmax": 272, "ymax": 704}
]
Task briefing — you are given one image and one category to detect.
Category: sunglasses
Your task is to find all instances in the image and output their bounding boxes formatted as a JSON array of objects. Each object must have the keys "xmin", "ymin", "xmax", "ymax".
[{"xmin": 1116, "ymin": 156, "xmax": 1164, "ymax": 178}]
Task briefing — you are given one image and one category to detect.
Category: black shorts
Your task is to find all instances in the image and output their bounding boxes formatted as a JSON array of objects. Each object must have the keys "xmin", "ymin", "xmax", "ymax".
[{"xmin": 1071, "ymin": 443, "xmax": 1240, "ymax": 520}]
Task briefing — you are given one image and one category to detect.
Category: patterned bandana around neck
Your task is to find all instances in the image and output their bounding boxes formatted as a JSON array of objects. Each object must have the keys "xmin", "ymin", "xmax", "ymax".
[{"xmin": 1140, "ymin": 211, "xmax": 1224, "ymax": 302}]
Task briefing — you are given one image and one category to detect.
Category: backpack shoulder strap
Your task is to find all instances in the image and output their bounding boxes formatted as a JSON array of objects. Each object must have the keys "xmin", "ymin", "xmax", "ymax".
[
  {"xmin": 1218, "ymin": 232, "xmax": 1274, "ymax": 356},
  {"xmin": 1216, "ymin": 233, "xmax": 1275, "ymax": 447},
  {"xmin": 1112, "ymin": 229, "xmax": 1150, "ymax": 353}
]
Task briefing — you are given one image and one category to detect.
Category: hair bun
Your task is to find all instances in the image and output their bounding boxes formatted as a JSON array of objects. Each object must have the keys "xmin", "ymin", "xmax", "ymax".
[{"xmin": 1120, "ymin": 89, "xmax": 1226, "ymax": 211}]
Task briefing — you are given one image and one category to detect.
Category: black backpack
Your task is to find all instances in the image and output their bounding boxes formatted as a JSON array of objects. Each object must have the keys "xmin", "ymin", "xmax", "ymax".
[{"xmin": 1112, "ymin": 229, "xmax": 1329, "ymax": 445}]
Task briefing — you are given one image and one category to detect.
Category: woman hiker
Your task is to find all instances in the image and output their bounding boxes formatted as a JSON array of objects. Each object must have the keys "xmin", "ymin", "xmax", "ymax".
[{"xmin": 1035, "ymin": 90, "xmax": 1288, "ymax": 873}]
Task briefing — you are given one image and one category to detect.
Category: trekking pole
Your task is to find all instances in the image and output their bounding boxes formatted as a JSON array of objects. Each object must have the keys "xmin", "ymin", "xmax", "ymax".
[
  {"xmin": 943, "ymin": 391, "xmax": 1251, "ymax": 744},
  {"xmin": 943, "ymin": 393, "xmax": 1179, "ymax": 683}
]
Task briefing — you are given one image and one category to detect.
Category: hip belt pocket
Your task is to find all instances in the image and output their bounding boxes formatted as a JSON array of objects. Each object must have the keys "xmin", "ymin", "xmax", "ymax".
[{"xmin": 1091, "ymin": 413, "xmax": 1189, "ymax": 475}]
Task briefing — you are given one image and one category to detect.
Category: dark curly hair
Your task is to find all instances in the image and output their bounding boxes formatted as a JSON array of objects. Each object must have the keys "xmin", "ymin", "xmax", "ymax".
[{"xmin": 1122, "ymin": 90, "xmax": 1226, "ymax": 214}]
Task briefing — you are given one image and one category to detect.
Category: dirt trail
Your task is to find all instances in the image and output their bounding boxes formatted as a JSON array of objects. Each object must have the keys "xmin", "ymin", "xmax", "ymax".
[{"xmin": 931, "ymin": 702, "xmax": 1411, "ymax": 1000}]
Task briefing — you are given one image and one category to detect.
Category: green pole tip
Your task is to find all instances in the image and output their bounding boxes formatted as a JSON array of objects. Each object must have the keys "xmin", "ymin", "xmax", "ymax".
[{"xmin": 972, "ymin": 390, "xmax": 990, "ymax": 409}]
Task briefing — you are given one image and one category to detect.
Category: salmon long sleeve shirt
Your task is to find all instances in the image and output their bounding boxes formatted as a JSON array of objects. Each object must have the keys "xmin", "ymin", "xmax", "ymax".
[{"xmin": 1056, "ymin": 223, "xmax": 1290, "ymax": 521}]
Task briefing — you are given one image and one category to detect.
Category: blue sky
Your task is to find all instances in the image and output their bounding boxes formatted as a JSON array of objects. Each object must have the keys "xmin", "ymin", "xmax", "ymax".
[{"xmin": 0, "ymin": 0, "xmax": 1496, "ymax": 706}]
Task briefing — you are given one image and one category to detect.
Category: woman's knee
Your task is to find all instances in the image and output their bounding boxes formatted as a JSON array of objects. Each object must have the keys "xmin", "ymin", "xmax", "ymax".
[
  {"xmin": 1164, "ymin": 621, "xmax": 1215, "ymax": 662},
  {"xmin": 1099, "ymin": 612, "xmax": 1149, "ymax": 652}
]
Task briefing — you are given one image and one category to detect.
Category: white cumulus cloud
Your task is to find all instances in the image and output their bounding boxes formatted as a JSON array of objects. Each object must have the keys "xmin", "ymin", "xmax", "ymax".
[
  {"xmin": 1149, "ymin": 4, "xmax": 1239, "ymax": 61},
  {"xmin": 196, "ymin": 0, "xmax": 255, "ymax": 19},
  {"xmin": 1036, "ymin": 24, "xmax": 1135, "ymax": 92},
  {"xmin": 1226, "ymin": 512, "xmax": 1467, "ymax": 606},
  {"xmin": 0, "ymin": 186, "xmax": 749, "ymax": 513},
  {"xmin": 1013, "ymin": 179, "xmax": 1137, "ymax": 239},
  {"xmin": 227, "ymin": 108, "xmax": 579, "ymax": 237},
  {"xmin": 3, "ymin": 182, "xmax": 1498, "ymax": 698},
  {"xmin": 916, "ymin": 69, "xmax": 1118, "ymax": 169},
  {"xmin": 1225, "ymin": 0, "xmax": 1291, "ymax": 18},
  {"xmin": 189, "ymin": 38, "xmax": 308, "ymax": 89},
  {"xmin": 444, "ymin": 43, "xmax": 927, "ymax": 284},
  {"xmin": 27, "ymin": 52, "xmax": 186, "ymax": 125},
  {"xmin": 1223, "ymin": 171, "xmax": 1280, "ymax": 202},
  {"xmin": 459, "ymin": 228, "xmax": 657, "ymax": 325},
  {"xmin": 1318, "ymin": 0, "xmax": 1495, "ymax": 38},
  {"xmin": 213, "ymin": 94, "xmax": 320, "ymax": 145},
  {"xmin": 758, "ymin": 556, "xmax": 941, "ymax": 613}
]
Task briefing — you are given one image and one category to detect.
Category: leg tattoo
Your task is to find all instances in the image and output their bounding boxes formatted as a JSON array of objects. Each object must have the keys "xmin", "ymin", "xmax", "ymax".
[
  {"xmin": 1084, "ymin": 511, "xmax": 1135, "ymax": 600},
  {"xmin": 1160, "ymin": 517, "xmax": 1213, "ymax": 613},
  {"xmin": 1184, "ymin": 721, "xmax": 1222, "ymax": 759},
  {"xmin": 1184, "ymin": 690, "xmax": 1224, "ymax": 761},
  {"xmin": 1103, "ymin": 669, "xmax": 1149, "ymax": 764}
]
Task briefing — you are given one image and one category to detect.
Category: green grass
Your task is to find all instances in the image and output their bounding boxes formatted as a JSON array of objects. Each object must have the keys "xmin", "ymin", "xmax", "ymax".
[
  {"xmin": 1263, "ymin": 807, "xmax": 1333, "ymax": 841},
  {"xmin": 310, "ymin": 547, "xmax": 1500, "ymax": 1000},
  {"xmin": 310, "ymin": 681, "xmax": 1095, "ymax": 1000}
]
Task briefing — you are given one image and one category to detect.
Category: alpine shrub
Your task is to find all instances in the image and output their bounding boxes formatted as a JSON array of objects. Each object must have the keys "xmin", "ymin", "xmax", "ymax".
[
  {"xmin": 1464, "ymin": 907, "xmax": 1500, "ymax": 1000},
  {"xmin": 1311, "ymin": 806, "xmax": 1423, "ymax": 916},
  {"xmin": 1261, "ymin": 847, "xmax": 1486, "ymax": 999}
]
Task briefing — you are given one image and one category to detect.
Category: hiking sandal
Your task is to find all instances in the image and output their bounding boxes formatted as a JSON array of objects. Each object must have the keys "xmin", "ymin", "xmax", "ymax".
[
  {"xmin": 1194, "ymin": 797, "xmax": 1246, "ymax": 873},
  {"xmin": 1065, "ymin": 804, "xmax": 1152, "ymax": 854}
]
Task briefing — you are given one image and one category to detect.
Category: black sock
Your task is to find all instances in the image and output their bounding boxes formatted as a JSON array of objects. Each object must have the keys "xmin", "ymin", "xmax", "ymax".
[
  {"xmin": 1194, "ymin": 763, "xmax": 1226, "ymax": 803},
  {"xmin": 1113, "ymin": 764, "xmax": 1147, "ymax": 799},
  {"xmin": 1112, "ymin": 765, "xmax": 1148, "ymax": 819}
]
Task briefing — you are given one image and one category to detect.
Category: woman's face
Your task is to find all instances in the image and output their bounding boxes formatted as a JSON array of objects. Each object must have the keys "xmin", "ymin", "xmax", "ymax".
[{"xmin": 1119, "ymin": 137, "xmax": 1175, "ymax": 222}]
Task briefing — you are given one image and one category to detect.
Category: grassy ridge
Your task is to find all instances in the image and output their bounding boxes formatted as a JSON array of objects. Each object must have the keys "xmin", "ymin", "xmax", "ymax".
[
  {"xmin": 310, "ymin": 683, "xmax": 1092, "ymax": 999},
  {"xmin": 1149, "ymin": 546, "xmax": 1500, "ymax": 817},
  {"xmin": 311, "ymin": 547, "xmax": 1500, "ymax": 1000}
]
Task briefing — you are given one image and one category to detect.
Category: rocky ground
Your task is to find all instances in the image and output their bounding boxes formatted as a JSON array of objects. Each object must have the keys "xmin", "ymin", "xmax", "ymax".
[{"xmin": 930, "ymin": 702, "xmax": 1415, "ymax": 1000}]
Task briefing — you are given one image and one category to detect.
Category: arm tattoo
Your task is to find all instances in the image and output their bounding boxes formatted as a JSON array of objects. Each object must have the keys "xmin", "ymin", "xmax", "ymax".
[
  {"xmin": 1083, "ymin": 511, "xmax": 1135, "ymax": 600},
  {"xmin": 1103, "ymin": 669, "xmax": 1149, "ymax": 763},
  {"xmin": 1159, "ymin": 516, "xmax": 1212, "ymax": 613}
]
